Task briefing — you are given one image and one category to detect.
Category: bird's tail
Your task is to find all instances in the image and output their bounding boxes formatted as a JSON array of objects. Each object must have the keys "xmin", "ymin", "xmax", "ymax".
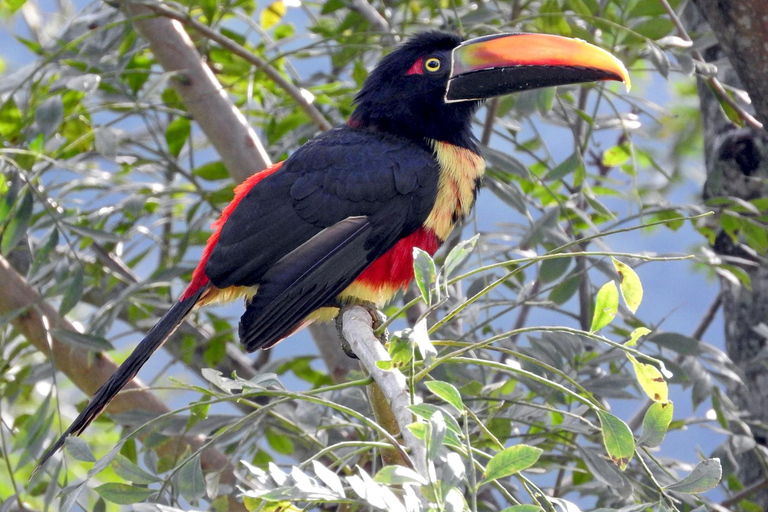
[{"xmin": 35, "ymin": 286, "xmax": 207, "ymax": 473}]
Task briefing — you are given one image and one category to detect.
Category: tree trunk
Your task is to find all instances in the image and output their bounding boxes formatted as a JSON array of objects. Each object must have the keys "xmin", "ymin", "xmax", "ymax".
[{"xmin": 687, "ymin": 3, "xmax": 768, "ymax": 506}]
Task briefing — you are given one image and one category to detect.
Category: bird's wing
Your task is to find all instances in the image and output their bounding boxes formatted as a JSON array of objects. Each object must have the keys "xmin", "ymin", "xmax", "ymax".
[{"xmin": 204, "ymin": 127, "xmax": 439, "ymax": 350}]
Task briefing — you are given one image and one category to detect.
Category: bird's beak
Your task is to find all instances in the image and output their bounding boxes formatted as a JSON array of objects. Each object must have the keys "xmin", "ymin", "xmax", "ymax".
[{"xmin": 446, "ymin": 33, "xmax": 631, "ymax": 103}]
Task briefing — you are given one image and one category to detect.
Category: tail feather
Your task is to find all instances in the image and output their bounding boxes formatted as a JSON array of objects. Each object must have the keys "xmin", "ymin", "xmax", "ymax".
[{"xmin": 35, "ymin": 287, "xmax": 206, "ymax": 473}]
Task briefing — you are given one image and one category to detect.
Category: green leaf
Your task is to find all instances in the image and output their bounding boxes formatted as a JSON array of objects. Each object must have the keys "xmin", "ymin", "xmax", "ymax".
[
  {"xmin": 166, "ymin": 116, "xmax": 191, "ymax": 157},
  {"xmin": 649, "ymin": 332, "xmax": 701, "ymax": 355},
  {"xmin": 443, "ymin": 234, "xmax": 479, "ymax": 279},
  {"xmin": 628, "ymin": 355, "xmax": 668, "ymax": 402},
  {"xmin": 260, "ymin": 0, "xmax": 285, "ymax": 29},
  {"xmin": 193, "ymin": 161, "xmax": 229, "ymax": 181},
  {"xmin": 178, "ymin": 453, "xmax": 206, "ymax": 502},
  {"xmin": 266, "ymin": 428, "xmax": 294, "ymax": 455},
  {"xmin": 549, "ymin": 271, "xmax": 581, "ymax": 305},
  {"xmin": 386, "ymin": 332, "xmax": 413, "ymax": 369},
  {"xmin": 602, "ymin": 144, "xmax": 631, "ymax": 167},
  {"xmin": 638, "ymin": 401, "xmax": 674, "ymax": 448},
  {"xmin": 546, "ymin": 152, "xmax": 582, "ymax": 181},
  {"xmin": 113, "ymin": 454, "xmax": 160, "ymax": 484},
  {"xmin": 612, "ymin": 258, "xmax": 643, "ymax": 313},
  {"xmin": 480, "ymin": 445, "xmax": 543, "ymax": 485},
  {"xmin": 413, "ymin": 247, "xmax": 436, "ymax": 306},
  {"xmin": 425, "ymin": 381, "xmax": 464, "ymax": 411},
  {"xmin": 59, "ymin": 268, "xmax": 84, "ymax": 316},
  {"xmin": 51, "ymin": 328, "xmax": 114, "ymax": 352},
  {"xmin": 374, "ymin": 465, "xmax": 427, "ymax": 485},
  {"xmin": 539, "ymin": 256, "xmax": 571, "ymax": 284},
  {"xmin": 590, "ymin": 281, "xmax": 618, "ymax": 332},
  {"xmin": 1, "ymin": 189, "xmax": 32, "ymax": 254},
  {"xmin": 0, "ymin": 97, "xmax": 23, "ymax": 139},
  {"xmin": 500, "ymin": 507, "xmax": 542, "ymax": 512},
  {"xmin": 597, "ymin": 410, "xmax": 634, "ymax": 470},
  {"xmin": 94, "ymin": 483, "xmax": 155, "ymax": 504},
  {"xmin": 664, "ymin": 458, "xmax": 722, "ymax": 494},
  {"xmin": 65, "ymin": 437, "xmax": 96, "ymax": 462}
]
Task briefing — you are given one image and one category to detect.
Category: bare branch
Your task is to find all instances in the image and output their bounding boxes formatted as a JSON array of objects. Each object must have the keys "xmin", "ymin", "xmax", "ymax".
[
  {"xmin": 348, "ymin": 0, "xmax": 396, "ymax": 44},
  {"xmin": 0, "ymin": 255, "xmax": 247, "ymax": 512},
  {"xmin": 340, "ymin": 306, "xmax": 427, "ymax": 476}
]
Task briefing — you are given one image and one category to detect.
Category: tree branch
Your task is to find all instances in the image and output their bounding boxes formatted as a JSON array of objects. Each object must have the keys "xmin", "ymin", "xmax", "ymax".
[
  {"xmin": 0, "ymin": 255, "xmax": 247, "ymax": 512},
  {"xmin": 347, "ymin": 0, "xmax": 396, "ymax": 44},
  {"xmin": 340, "ymin": 306, "xmax": 427, "ymax": 476},
  {"xmin": 117, "ymin": 0, "xmax": 272, "ymax": 182},
  {"xmin": 659, "ymin": 0, "xmax": 763, "ymax": 129},
  {"xmin": 126, "ymin": 0, "xmax": 333, "ymax": 134}
]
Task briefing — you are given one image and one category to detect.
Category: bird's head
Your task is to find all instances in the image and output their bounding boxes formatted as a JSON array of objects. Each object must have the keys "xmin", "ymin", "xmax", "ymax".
[{"xmin": 350, "ymin": 31, "xmax": 630, "ymax": 149}]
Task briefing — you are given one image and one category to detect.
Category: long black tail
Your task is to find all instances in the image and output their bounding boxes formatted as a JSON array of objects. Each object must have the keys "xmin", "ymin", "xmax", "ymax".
[{"xmin": 35, "ymin": 287, "xmax": 206, "ymax": 472}]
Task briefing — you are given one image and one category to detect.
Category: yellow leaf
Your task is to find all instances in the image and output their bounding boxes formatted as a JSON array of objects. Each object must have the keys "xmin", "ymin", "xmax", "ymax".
[
  {"xmin": 626, "ymin": 327, "xmax": 651, "ymax": 347},
  {"xmin": 260, "ymin": 0, "xmax": 286, "ymax": 29},
  {"xmin": 612, "ymin": 258, "xmax": 643, "ymax": 313},
  {"xmin": 628, "ymin": 355, "xmax": 668, "ymax": 403}
]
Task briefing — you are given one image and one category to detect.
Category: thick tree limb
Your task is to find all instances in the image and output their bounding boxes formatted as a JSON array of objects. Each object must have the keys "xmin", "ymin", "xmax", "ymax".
[
  {"xmin": 0, "ymin": 255, "xmax": 247, "ymax": 512},
  {"xmin": 118, "ymin": 0, "xmax": 272, "ymax": 182},
  {"xmin": 340, "ymin": 306, "xmax": 427, "ymax": 476}
]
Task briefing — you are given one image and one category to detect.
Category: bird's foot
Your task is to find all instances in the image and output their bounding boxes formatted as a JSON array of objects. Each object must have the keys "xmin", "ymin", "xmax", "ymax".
[{"xmin": 335, "ymin": 301, "xmax": 389, "ymax": 359}]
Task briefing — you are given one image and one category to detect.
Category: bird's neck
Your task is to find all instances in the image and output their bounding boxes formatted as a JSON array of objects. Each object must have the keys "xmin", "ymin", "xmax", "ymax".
[
  {"xmin": 347, "ymin": 105, "xmax": 479, "ymax": 152},
  {"xmin": 422, "ymin": 139, "xmax": 486, "ymax": 241}
]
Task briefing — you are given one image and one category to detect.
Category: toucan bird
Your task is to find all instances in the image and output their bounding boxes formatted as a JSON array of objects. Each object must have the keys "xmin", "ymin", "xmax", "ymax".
[{"xmin": 37, "ymin": 31, "xmax": 629, "ymax": 469}]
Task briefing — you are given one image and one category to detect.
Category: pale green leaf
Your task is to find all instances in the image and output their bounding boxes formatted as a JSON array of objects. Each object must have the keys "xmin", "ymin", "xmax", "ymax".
[
  {"xmin": 590, "ymin": 281, "xmax": 618, "ymax": 332},
  {"xmin": 597, "ymin": 410, "xmax": 634, "ymax": 470}
]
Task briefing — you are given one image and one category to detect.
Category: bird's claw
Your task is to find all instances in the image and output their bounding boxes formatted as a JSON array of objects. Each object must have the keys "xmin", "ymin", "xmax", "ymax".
[{"xmin": 335, "ymin": 302, "xmax": 389, "ymax": 359}]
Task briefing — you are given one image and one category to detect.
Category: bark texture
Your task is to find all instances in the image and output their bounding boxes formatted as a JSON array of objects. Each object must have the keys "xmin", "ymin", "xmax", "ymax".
[
  {"xmin": 687, "ymin": 3, "xmax": 768, "ymax": 506},
  {"xmin": 692, "ymin": 0, "xmax": 768, "ymax": 125}
]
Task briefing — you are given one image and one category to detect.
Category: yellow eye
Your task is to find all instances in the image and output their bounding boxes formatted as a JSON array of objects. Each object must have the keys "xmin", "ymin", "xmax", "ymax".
[{"xmin": 424, "ymin": 57, "xmax": 441, "ymax": 72}]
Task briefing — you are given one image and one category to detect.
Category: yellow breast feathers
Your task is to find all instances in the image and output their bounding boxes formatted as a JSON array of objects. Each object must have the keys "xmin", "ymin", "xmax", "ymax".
[{"xmin": 424, "ymin": 141, "xmax": 486, "ymax": 241}]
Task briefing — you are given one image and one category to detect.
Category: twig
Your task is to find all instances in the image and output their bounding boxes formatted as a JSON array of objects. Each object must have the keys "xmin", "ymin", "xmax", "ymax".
[
  {"xmin": 657, "ymin": 0, "xmax": 763, "ymax": 129},
  {"xmin": 480, "ymin": 97, "xmax": 500, "ymax": 146},
  {"xmin": 129, "ymin": 0, "xmax": 333, "ymax": 133},
  {"xmin": 0, "ymin": 256, "xmax": 247, "ymax": 512},
  {"xmin": 348, "ymin": 0, "xmax": 396, "ymax": 45},
  {"xmin": 721, "ymin": 476, "xmax": 768, "ymax": 508},
  {"xmin": 118, "ymin": 0, "xmax": 272, "ymax": 182},
  {"xmin": 340, "ymin": 306, "xmax": 427, "ymax": 476}
]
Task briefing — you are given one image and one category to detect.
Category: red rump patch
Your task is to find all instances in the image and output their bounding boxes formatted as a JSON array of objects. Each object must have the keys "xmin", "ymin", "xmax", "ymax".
[
  {"xmin": 406, "ymin": 57, "xmax": 425, "ymax": 76},
  {"xmin": 181, "ymin": 161, "xmax": 285, "ymax": 300},
  {"xmin": 355, "ymin": 227, "xmax": 441, "ymax": 291}
]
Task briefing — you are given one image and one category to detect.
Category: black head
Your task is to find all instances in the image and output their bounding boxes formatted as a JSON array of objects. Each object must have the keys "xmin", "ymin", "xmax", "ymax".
[
  {"xmin": 350, "ymin": 32, "xmax": 478, "ymax": 150},
  {"xmin": 349, "ymin": 31, "xmax": 630, "ymax": 150}
]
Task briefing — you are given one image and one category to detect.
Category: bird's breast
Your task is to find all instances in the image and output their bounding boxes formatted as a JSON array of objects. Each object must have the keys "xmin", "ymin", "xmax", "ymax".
[{"xmin": 423, "ymin": 141, "xmax": 486, "ymax": 241}]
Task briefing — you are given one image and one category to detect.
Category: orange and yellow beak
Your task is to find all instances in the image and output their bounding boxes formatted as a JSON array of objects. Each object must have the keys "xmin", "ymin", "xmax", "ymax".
[{"xmin": 446, "ymin": 33, "xmax": 630, "ymax": 102}]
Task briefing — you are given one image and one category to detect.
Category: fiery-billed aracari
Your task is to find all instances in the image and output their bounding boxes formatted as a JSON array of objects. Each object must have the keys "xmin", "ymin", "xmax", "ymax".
[{"xmin": 37, "ymin": 31, "xmax": 629, "ymax": 468}]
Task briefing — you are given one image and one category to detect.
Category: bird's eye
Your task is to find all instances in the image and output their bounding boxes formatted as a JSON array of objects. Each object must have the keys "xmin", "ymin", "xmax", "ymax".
[{"xmin": 424, "ymin": 57, "xmax": 442, "ymax": 73}]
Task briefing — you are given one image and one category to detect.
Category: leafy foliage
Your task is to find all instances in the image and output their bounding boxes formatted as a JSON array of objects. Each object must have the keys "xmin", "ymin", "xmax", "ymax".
[{"xmin": 0, "ymin": 0, "xmax": 757, "ymax": 511}]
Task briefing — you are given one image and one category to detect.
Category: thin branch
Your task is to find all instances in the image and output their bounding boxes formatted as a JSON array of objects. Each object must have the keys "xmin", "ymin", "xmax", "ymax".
[
  {"xmin": 658, "ymin": 0, "xmax": 763, "ymax": 129},
  {"xmin": 340, "ymin": 306, "xmax": 427, "ymax": 476},
  {"xmin": 0, "ymin": 256, "xmax": 247, "ymax": 512},
  {"xmin": 348, "ymin": 0, "xmax": 396, "ymax": 45},
  {"xmin": 128, "ymin": 0, "xmax": 333, "ymax": 133},
  {"xmin": 722, "ymin": 476, "xmax": 768, "ymax": 508}
]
